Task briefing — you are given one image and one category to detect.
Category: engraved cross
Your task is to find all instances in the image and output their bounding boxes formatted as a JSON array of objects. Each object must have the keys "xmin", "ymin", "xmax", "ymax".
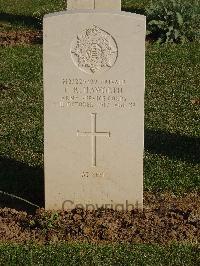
[{"xmin": 77, "ymin": 113, "xmax": 110, "ymax": 167}]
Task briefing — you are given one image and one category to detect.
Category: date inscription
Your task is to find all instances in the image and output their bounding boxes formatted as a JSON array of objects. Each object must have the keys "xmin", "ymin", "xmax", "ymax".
[{"xmin": 59, "ymin": 78, "xmax": 136, "ymax": 110}]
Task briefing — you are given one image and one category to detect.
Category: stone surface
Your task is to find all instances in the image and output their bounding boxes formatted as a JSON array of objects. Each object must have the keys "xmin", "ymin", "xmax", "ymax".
[
  {"xmin": 44, "ymin": 10, "xmax": 145, "ymax": 210},
  {"xmin": 67, "ymin": 0, "xmax": 94, "ymax": 10},
  {"xmin": 95, "ymin": 0, "xmax": 121, "ymax": 10},
  {"xmin": 67, "ymin": 0, "xmax": 121, "ymax": 10}
]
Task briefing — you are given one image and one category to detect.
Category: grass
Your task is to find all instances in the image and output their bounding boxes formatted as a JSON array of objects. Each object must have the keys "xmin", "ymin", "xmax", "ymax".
[
  {"xmin": 0, "ymin": 1, "xmax": 199, "ymax": 265},
  {"xmin": 0, "ymin": 0, "xmax": 66, "ymax": 17},
  {"xmin": 0, "ymin": 243, "xmax": 199, "ymax": 265},
  {"xmin": 144, "ymin": 43, "xmax": 200, "ymax": 193},
  {"xmin": 0, "ymin": 0, "xmax": 149, "ymax": 17},
  {"xmin": 0, "ymin": 0, "xmax": 149, "ymax": 30},
  {"xmin": 0, "ymin": 46, "xmax": 43, "ymax": 206},
  {"xmin": 146, "ymin": 43, "xmax": 199, "ymax": 136},
  {"xmin": 0, "ymin": 0, "xmax": 65, "ymax": 30},
  {"xmin": 0, "ymin": 43, "xmax": 199, "ymax": 207},
  {"xmin": 0, "ymin": 46, "xmax": 43, "ymax": 167}
]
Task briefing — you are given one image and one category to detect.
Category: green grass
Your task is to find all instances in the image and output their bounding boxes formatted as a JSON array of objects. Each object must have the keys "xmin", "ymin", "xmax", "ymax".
[
  {"xmin": 0, "ymin": 2, "xmax": 200, "ymax": 264},
  {"xmin": 0, "ymin": 46, "xmax": 43, "ymax": 167},
  {"xmin": 146, "ymin": 43, "xmax": 199, "ymax": 136},
  {"xmin": 0, "ymin": 0, "xmax": 66, "ymax": 17},
  {"xmin": 0, "ymin": 43, "xmax": 199, "ymax": 207},
  {"xmin": 0, "ymin": 0, "xmax": 149, "ymax": 17},
  {"xmin": 122, "ymin": 0, "xmax": 151, "ymax": 13},
  {"xmin": 0, "ymin": 46, "xmax": 43, "ymax": 206},
  {"xmin": 0, "ymin": 0, "xmax": 149, "ymax": 30},
  {"xmin": 0, "ymin": 0, "xmax": 199, "ymax": 207},
  {"xmin": 0, "ymin": 0, "xmax": 66, "ymax": 30},
  {"xmin": 0, "ymin": 243, "xmax": 199, "ymax": 265},
  {"xmin": 144, "ymin": 43, "xmax": 200, "ymax": 193}
]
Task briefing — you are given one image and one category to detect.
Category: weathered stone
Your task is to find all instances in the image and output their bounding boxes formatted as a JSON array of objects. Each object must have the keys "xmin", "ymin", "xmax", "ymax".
[
  {"xmin": 95, "ymin": 0, "xmax": 121, "ymax": 10},
  {"xmin": 67, "ymin": 0, "xmax": 94, "ymax": 10},
  {"xmin": 44, "ymin": 4, "xmax": 145, "ymax": 210},
  {"xmin": 67, "ymin": 0, "xmax": 121, "ymax": 10}
]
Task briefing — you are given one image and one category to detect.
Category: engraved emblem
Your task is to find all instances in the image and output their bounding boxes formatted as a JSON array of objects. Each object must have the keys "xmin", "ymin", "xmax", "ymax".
[{"xmin": 70, "ymin": 25, "xmax": 118, "ymax": 74}]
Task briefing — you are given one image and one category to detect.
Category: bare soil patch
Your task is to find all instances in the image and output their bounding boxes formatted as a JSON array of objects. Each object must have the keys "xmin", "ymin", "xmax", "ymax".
[
  {"xmin": 0, "ymin": 192, "xmax": 199, "ymax": 244},
  {"xmin": 0, "ymin": 30, "xmax": 42, "ymax": 46}
]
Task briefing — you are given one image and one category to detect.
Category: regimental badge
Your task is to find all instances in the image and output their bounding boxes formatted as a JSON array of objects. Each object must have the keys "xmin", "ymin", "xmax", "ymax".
[{"xmin": 70, "ymin": 25, "xmax": 118, "ymax": 74}]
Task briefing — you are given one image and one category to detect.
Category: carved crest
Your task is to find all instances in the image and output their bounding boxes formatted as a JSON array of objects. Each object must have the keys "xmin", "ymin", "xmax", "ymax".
[{"xmin": 70, "ymin": 25, "xmax": 118, "ymax": 74}]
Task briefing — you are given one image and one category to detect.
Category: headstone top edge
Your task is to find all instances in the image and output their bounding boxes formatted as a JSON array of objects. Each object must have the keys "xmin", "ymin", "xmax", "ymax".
[
  {"xmin": 43, "ymin": 10, "xmax": 146, "ymax": 21},
  {"xmin": 67, "ymin": 0, "xmax": 121, "ymax": 11}
]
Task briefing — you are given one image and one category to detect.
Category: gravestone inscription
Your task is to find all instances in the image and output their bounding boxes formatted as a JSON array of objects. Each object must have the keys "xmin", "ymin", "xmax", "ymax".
[{"xmin": 44, "ymin": 0, "xmax": 145, "ymax": 210}]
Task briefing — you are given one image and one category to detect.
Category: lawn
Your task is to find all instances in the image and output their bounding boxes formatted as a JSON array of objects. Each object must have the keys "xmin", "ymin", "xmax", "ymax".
[
  {"xmin": 0, "ymin": 243, "xmax": 199, "ymax": 266},
  {"xmin": 0, "ymin": 0, "xmax": 149, "ymax": 30},
  {"xmin": 0, "ymin": 0, "xmax": 199, "ymax": 264},
  {"xmin": 0, "ymin": 43, "xmax": 199, "ymax": 206}
]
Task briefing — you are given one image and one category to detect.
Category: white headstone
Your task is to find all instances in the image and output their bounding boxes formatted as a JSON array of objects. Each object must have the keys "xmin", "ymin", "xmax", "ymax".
[
  {"xmin": 67, "ymin": 0, "xmax": 121, "ymax": 10},
  {"xmin": 67, "ymin": 0, "xmax": 94, "ymax": 10},
  {"xmin": 44, "ymin": 1, "xmax": 145, "ymax": 210}
]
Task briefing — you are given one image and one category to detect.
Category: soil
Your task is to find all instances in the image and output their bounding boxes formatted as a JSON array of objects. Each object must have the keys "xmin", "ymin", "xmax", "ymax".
[
  {"xmin": 0, "ymin": 192, "xmax": 199, "ymax": 244},
  {"xmin": 0, "ymin": 30, "xmax": 42, "ymax": 46}
]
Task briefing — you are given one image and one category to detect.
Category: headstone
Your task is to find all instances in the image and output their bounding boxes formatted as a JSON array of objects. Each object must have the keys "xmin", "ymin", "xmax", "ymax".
[
  {"xmin": 95, "ymin": 0, "xmax": 121, "ymax": 10},
  {"xmin": 67, "ymin": 0, "xmax": 94, "ymax": 10},
  {"xmin": 67, "ymin": 0, "xmax": 121, "ymax": 10},
  {"xmin": 44, "ymin": 0, "xmax": 146, "ymax": 210}
]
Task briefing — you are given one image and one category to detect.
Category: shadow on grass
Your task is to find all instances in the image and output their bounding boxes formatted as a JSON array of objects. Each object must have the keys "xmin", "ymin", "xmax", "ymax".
[
  {"xmin": 145, "ymin": 129, "xmax": 200, "ymax": 164},
  {"xmin": 122, "ymin": 6, "xmax": 146, "ymax": 14},
  {"xmin": 0, "ymin": 157, "xmax": 44, "ymax": 213},
  {"xmin": 0, "ymin": 13, "xmax": 42, "ymax": 30},
  {"xmin": 0, "ymin": 130, "xmax": 199, "ymax": 212}
]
